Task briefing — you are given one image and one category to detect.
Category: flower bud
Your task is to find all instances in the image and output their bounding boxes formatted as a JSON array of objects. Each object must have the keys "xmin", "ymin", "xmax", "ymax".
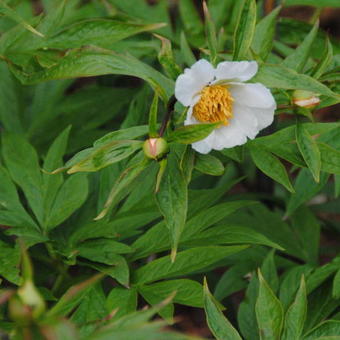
[
  {"xmin": 143, "ymin": 138, "xmax": 168, "ymax": 159},
  {"xmin": 292, "ymin": 90, "xmax": 320, "ymax": 108},
  {"xmin": 17, "ymin": 280, "xmax": 45, "ymax": 319},
  {"xmin": 8, "ymin": 295, "xmax": 32, "ymax": 325}
]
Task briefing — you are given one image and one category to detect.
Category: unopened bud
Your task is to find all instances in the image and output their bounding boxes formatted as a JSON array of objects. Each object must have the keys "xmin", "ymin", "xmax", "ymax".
[
  {"xmin": 143, "ymin": 138, "xmax": 168, "ymax": 159},
  {"xmin": 8, "ymin": 295, "xmax": 32, "ymax": 325},
  {"xmin": 292, "ymin": 90, "xmax": 320, "ymax": 108},
  {"xmin": 17, "ymin": 280, "xmax": 45, "ymax": 319}
]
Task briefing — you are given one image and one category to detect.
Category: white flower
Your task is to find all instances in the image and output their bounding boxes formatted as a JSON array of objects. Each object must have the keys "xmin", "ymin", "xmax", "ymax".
[{"xmin": 175, "ymin": 59, "xmax": 276, "ymax": 154}]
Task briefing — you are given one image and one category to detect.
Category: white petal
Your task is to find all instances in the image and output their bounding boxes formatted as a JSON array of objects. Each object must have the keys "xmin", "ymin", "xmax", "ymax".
[
  {"xmin": 229, "ymin": 83, "xmax": 276, "ymax": 109},
  {"xmin": 175, "ymin": 59, "xmax": 215, "ymax": 106},
  {"xmin": 248, "ymin": 105, "xmax": 276, "ymax": 130},
  {"xmin": 214, "ymin": 61, "xmax": 258, "ymax": 83},
  {"xmin": 192, "ymin": 138, "xmax": 213, "ymax": 154}
]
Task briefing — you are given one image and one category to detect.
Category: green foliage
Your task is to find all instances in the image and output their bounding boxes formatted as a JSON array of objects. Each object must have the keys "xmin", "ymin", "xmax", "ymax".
[{"xmin": 0, "ymin": 0, "xmax": 339, "ymax": 339}]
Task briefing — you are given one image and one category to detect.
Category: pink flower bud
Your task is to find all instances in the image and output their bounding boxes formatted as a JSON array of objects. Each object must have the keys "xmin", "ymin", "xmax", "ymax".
[{"xmin": 143, "ymin": 138, "xmax": 168, "ymax": 159}]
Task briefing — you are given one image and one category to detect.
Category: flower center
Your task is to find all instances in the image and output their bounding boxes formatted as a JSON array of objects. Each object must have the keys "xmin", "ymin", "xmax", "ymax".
[{"xmin": 193, "ymin": 85, "xmax": 234, "ymax": 125}]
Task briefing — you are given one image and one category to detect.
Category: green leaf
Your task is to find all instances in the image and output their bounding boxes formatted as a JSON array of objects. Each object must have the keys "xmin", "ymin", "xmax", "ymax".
[
  {"xmin": 2, "ymin": 133, "xmax": 44, "ymax": 224},
  {"xmin": 46, "ymin": 20, "xmax": 165, "ymax": 49},
  {"xmin": 131, "ymin": 200, "xmax": 255, "ymax": 261},
  {"xmin": 194, "ymin": 154, "xmax": 224, "ymax": 176},
  {"xmin": 318, "ymin": 142, "xmax": 340, "ymax": 175},
  {"xmin": 312, "ymin": 37, "xmax": 333, "ymax": 79},
  {"xmin": 89, "ymin": 259, "xmax": 130, "ymax": 287},
  {"xmin": 285, "ymin": 170, "xmax": 329, "ymax": 217},
  {"xmin": 94, "ymin": 126, "xmax": 149, "ymax": 148},
  {"xmin": 106, "ymin": 287, "xmax": 137, "ymax": 320},
  {"xmin": 156, "ymin": 152, "xmax": 188, "ymax": 261},
  {"xmin": 203, "ymin": 1, "xmax": 218, "ymax": 66},
  {"xmin": 95, "ymin": 157, "xmax": 150, "ymax": 220},
  {"xmin": 139, "ymin": 279, "xmax": 204, "ymax": 309},
  {"xmin": 67, "ymin": 140, "xmax": 143, "ymax": 174},
  {"xmin": 282, "ymin": 21, "xmax": 319, "ymax": 72},
  {"xmin": 252, "ymin": 64, "xmax": 340, "ymax": 100},
  {"xmin": 252, "ymin": 6, "xmax": 281, "ymax": 61},
  {"xmin": 132, "ymin": 245, "xmax": 248, "ymax": 285},
  {"xmin": 46, "ymin": 173, "xmax": 88, "ymax": 231},
  {"xmin": 178, "ymin": 0, "xmax": 204, "ymax": 46},
  {"xmin": 0, "ymin": 1, "xmax": 44, "ymax": 37},
  {"xmin": 249, "ymin": 146, "xmax": 294, "ymax": 193},
  {"xmin": 256, "ymin": 270, "xmax": 284, "ymax": 340},
  {"xmin": 168, "ymin": 123, "xmax": 219, "ymax": 145},
  {"xmin": 148, "ymin": 94, "xmax": 159, "ymax": 138},
  {"xmin": 77, "ymin": 239, "xmax": 132, "ymax": 265},
  {"xmin": 0, "ymin": 240, "xmax": 20, "ymax": 284},
  {"xmin": 155, "ymin": 34, "xmax": 181, "ymax": 80},
  {"xmin": 285, "ymin": 0, "xmax": 340, "ymax": 7},
  {"xmin": 180, "ymin": 31, "xmax": 196, "ymax": 66},
  {"xmin": 332, "ymin": 269, "xmax": 340, "ymax": 299},
  {"xmin": 43, "ymin": 126, "xmax": 71, "ymax": 225},
  {"xmin": 296, "ymin": 123, "xmax": 321, "ymax": 182},
  {"xmin": 290, "ymin": 207, "xmax": 320, "ymax": 265},
  {"xmin": 335, "ymin": 175, "xmax": 340, "ymax": 198},
  {"xmin": 203, "ymin": 279, "xmax": 242, "ymax": 340},
  {"xmin": 306, "ymin": 257, "xmax": 340, "ymax": 294},
  {"xmin": 46, "ymin": 274, "xmax": 104, "ymax": 318},
  {"xmin": 0, "ymin": 62, "xmax": 23, "ymax": 133},
  {"xmin": 233, "ymin": 0, "xmax": 257, "ymax": 60},
  {"xmin": 0, "ymin": 165, "xmax": 39, "ymax": 232},
  {"xmin": 10, "ymin": 48, "xmax": 174, "ymax": 102},
  {"xmin": 182, "ymin": 225, "xmax": 284, "ymax": 251},
  {"xmin": 283, "ymin": 276, "xmax": 307, "ymax": 340},
  {"xmin": 304, "ymin": 321, "xmax": 340, "ymax": 339}
]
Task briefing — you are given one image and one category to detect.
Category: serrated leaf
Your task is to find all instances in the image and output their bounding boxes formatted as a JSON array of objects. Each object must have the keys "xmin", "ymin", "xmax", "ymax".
[
  {"xmin": 296, "ymin": 123, "xmax": 321, "ymax": 182},
  {"xmin": 203, "ymin": 279, "xmax": 242, "ymax": 340},
  {"xmin": 283, "ymin": 21, "xmax": 319, "ymax": 72},
  {"xmin": 233, "ymin": 0, "xmax": 257, "ymax": 60},
  {"xmin": 256, "ymin": 270, "xmax": 284, "ymax": 340},
  {"xmin": 249, "ymin": 146, "xmax": 294, "ymax": 193},
  {"xmin": 283, "ymin": 276, "xmax": 307, "ymax": 340},
  {"xmin": 168, "ymin": 123, "xmax": 218, "ymax": 145}
]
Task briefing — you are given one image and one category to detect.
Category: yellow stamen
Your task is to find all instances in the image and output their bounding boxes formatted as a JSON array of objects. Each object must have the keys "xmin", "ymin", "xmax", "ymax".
[{"xmin": 193, "ymin": 85, "xmax": 234, "ymax": 125}]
